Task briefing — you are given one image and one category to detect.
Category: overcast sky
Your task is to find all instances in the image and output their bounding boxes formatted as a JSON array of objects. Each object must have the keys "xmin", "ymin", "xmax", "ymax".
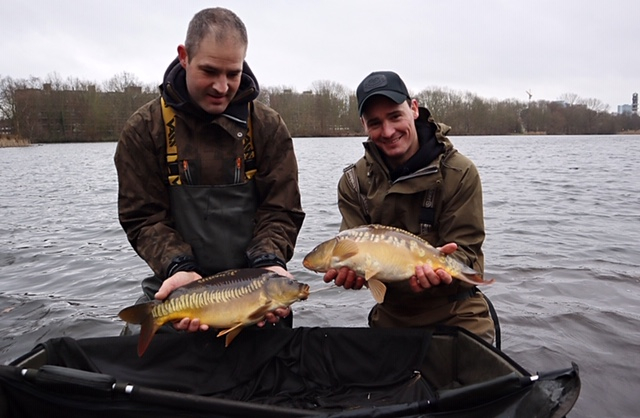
[{"xmin": 3, "ymin": 0, "xmax": 637, "ymax": 111}]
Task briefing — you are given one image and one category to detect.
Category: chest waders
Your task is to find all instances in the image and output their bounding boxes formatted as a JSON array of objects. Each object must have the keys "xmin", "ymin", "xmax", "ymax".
[
  {"xmin": 343, "ymin": 163, "xmax": 501, "ymax": 349},
  {"xmin": 123, "ymin": 100, "xmax": 261, "ymax": 334},
  {"xmin": 163, "ymin": 98, "xmax": 258, "ymax": 276}
]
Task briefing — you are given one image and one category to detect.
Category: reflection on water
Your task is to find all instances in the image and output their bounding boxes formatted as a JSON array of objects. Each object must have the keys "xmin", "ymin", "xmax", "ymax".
[{"xmin": 1, "ymin": 136, "xmax": 639, "ymax": 417}]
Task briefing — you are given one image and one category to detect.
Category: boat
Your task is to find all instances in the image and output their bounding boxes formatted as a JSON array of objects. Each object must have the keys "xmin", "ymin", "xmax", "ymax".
[{"xmin": 0, "ymin": 325, "xmax": 580, "ymax": 417}]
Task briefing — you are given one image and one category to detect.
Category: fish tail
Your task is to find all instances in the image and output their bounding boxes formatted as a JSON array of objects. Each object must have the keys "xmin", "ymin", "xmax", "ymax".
[
  {"xmin": 118, "ymin": 301, "xmax": 162, "ymax": 356},
  {"xmin": 460, "ymin": 271, "xmax": 496, "ymax": 285},
  {"xmin": 137, "ymin": 314, "xmax": 161, "ymax": 357}
]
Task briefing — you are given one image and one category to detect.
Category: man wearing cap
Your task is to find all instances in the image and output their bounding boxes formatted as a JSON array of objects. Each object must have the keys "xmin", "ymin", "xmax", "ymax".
[{"xmin": 323, "ymin": 71, "xmax": 496, "ymax": 344}]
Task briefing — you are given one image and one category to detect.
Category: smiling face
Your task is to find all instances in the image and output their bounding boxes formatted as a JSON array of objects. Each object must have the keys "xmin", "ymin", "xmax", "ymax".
[
  {"xmin": 360, "ymin": 96, "xmax": 420, "ymax": 169},
  {"xmin": 178, "ymin": 33, "xmax": 246, "ymax": 115}
]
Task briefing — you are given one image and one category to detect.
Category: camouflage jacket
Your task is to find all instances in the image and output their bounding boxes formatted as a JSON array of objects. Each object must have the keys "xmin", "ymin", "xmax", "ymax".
[{"xmin": 114, "ymin": 59, "xmax": 305, "ymax": 278}]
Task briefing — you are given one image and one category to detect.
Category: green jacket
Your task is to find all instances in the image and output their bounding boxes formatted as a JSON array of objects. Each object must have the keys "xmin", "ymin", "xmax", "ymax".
[
  {"xmin": 114, "ymin": 59, "xmax": 305, "ymax": 279},
  {"xmin": 337, "ymin": 108, "xmax": 487, "ymax": 325}
]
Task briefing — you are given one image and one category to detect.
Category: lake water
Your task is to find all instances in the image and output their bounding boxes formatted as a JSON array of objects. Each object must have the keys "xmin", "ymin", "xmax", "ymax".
[{"xmin": 1, "ymin": 135, "xmax": 639, "ymax": 417}]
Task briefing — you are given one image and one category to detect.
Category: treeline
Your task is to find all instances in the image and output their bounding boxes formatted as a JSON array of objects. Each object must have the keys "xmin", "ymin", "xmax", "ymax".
[{"xmin": 1, "ymin": 73, "xmax": 639, "ymax": 143}]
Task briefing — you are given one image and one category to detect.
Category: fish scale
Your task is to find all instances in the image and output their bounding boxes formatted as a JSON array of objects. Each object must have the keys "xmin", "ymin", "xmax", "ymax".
[
  {"xmin": 118, "ymin": 268, "xmax": 309, "ymax": 356},
  {"xmin": 303, "ymin": 224, "xmax": 494, "ymax": 304},
  {"xmin": 153, "ymin": 276, "xmax": 267, "ymax": 318}
]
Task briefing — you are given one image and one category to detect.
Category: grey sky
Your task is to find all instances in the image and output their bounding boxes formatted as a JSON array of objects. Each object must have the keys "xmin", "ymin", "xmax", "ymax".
[{"xmin": 3, "ymin": 0, "xmax": 637, "ymax": 111}]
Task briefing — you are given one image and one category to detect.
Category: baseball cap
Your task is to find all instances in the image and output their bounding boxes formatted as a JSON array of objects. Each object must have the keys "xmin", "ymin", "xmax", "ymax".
[{"xmin": 356, "ymin": 71, "xmax": 410, "ymax": 116}]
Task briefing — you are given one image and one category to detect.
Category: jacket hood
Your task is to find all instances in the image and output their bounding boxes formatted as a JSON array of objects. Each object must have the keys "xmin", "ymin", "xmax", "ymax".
[{"xmin": 160, "ymin": 57, "xmax": 260, "ymax": 122}]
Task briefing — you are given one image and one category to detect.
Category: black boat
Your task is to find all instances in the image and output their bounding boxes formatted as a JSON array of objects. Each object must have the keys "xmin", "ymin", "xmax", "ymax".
[{"xmin": 0, "ymin": 326, "xmax": 580, "ymax": 417}]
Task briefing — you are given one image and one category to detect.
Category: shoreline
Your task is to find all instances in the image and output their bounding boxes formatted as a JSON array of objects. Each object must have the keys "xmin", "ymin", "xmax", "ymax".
[{"xmin": 0, "ymin": 135, "xmax": 31, "ymax": 148}]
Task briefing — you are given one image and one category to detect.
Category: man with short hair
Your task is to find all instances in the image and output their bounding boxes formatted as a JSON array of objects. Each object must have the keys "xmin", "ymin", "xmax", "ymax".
[
  {"xmin": 324, "ymin": 71, "xmax": 495, "ymax": 343},
  {"xmin": 115, "ymin": 8, "xmax": 305, "ymax": 332}
]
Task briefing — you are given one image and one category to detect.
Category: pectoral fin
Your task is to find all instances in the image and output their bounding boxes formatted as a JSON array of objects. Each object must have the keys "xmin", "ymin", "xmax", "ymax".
[
  {"xmin": 367, "ymin": 279, "xmax": 387, "ymax": 303},
  {"xmin": 333, "ymin": 240, "xmax": 360, "ymax": 261},
  {"xmin": 248, "ymin": 303, "xmax": 272, "ymax": 321},
  {"xmin": 217, "ymin": 323, "xmax": 244, "ymax": 347}
]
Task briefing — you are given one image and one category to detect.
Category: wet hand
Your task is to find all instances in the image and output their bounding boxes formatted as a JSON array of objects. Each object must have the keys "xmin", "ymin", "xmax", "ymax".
[
  {"xmin": 263, "ymin": 265, "xmax": 293, "ymax": 279},
  {"xmin": 323, "ymin": 267, "xmax": 366, "ymax": 290},
  {"xmin": 155, "ymin": 271, "xmax": 205, "ymax": 332},
  {"xmin": 155, "ymin": 271, "xmax": 202, "ymax": 300},
  {"xmin": 257, "ymin": 307, "xmax": 290, "ymax": 327},
  {"xmin": 409, "ymin": 243, "xmax": 457, "ymax": 292}
]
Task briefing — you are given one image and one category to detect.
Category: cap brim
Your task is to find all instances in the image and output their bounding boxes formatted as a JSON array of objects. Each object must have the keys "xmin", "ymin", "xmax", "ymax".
[{"xmin": 358, "ymin": 90, "xmax": 408, "ymax": 116}]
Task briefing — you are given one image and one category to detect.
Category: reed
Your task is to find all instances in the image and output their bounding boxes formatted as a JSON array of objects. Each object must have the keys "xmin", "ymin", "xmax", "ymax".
[{"xmin": 0, "ymin": 135, "xmax": 30, "ymax": 148}]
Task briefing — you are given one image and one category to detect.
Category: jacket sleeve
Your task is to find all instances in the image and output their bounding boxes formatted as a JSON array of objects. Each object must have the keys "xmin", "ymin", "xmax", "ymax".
[
  {"xmin": 437, "ymin": 156, "xmax": 485, "ymax": 274},
  {"xmin": 246, "ymin": 106, "xmax": 305, "ymax": 266},
  {"xmin": 114, "ymin": 100, "xmax": 194, "ymax": 278}
]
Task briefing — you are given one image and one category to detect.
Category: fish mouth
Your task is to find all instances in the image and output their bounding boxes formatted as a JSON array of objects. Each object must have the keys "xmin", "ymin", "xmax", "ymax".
[{"xmin": 299, "ymin": 283, "xmax": 310, "ymax": 300}]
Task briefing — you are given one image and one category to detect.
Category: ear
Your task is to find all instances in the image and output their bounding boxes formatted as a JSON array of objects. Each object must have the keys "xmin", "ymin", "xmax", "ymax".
[
  {"xmin": 410, "ymin": 99, "xmax": 420, "ymax": 119},
  {"xmin": 177, "ymin": 44, "xmax": 188, "ymax": 69}
]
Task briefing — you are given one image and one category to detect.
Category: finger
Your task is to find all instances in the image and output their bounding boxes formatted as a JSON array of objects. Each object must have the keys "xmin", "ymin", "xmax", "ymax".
[
  {"xmin": 408, "ymin": 276, "xmax": 423, "ymax": 292},
  {"xmin": 343, "ymin": 269, "xmax": 358, "ymax": 289},
  {"xmin": 353, "ymin": 276, "xmax": 366, "ymax": 290},
  {"xmin": 437, "ymin": 242, "xmax": 458, "ymax": 255},
  {"xmin": 274, "ymin": 307, "xmax": 291, "ymax": 318},
  {"xmin": 323, "ymin": 269, "xmax": 338, "ymax": 283},
  {"xmin": 188, "ymin": 318, "xmax": 201, "ymax": 333},
  {"xmin": 264, "ymin": 312, "xmax": 279, "ymax": 324},
  {"xmin": 334, "ymin": 267, "xmax": 349, "ymax": 287},
  {"xmin": 436, "ymin": 269, "xmax": 453, "ymax": 285},
  {"xmin": 174, "ymin": 317, "xmax": 190, "ymax": 331}
]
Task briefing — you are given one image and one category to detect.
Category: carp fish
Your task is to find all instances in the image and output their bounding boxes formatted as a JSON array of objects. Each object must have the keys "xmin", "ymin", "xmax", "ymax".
[
  {"xmin": 118, "ymin": 268, "xmax": 310, "ymax": 356},
  {"xmin": 302, "ymin": 224, "xmax": 494, "ymax": 303}
]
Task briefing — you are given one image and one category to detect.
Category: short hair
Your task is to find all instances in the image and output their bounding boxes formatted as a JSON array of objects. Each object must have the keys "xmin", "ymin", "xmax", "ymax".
[{"xmin": 184, "ymin": 8, "xmax": 248, "ymax": 59}]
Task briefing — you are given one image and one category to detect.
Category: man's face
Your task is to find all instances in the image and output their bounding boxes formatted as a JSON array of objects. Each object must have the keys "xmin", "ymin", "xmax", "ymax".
[
  {"xmin": 178, "ymin": 33, "xmax": 246, "ymax": 115},
  {"xmin": 361, "ymin": 96, "xmax": 420, "ymax": 168}
]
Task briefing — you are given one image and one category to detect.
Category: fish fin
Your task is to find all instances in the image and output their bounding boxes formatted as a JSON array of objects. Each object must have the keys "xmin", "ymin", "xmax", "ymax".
[
  {"xmin": 217, "ymin": 323, "xmax": 244, "ymax": 347},
  {"xmin": 333, "ymin": 240, "xmax": 360, "ymax": 261},
  {"xmin": 247, "ymin": 304, "xmax": 273, "ymax": 321},
  {"xmin": 118, "ymin": 301, "xmax": 162, "ymax": 357},
  {"xmin": 363, "ymin": 267, "xmax": 380, "ymax": 281},
  {"xmin": 367, "ymin": 279, "xmax": 387, "ymax": 303},
  {"xmin": 456, "ymin": 267, "xmax": 496, "ymax": 286},
  {"xmin": 118, "ymin": 301, "xmax": 156, "ymax": 324},
  {"xmin": 137, "ymin": 316, "xmax": 162, "ymax": 357}
]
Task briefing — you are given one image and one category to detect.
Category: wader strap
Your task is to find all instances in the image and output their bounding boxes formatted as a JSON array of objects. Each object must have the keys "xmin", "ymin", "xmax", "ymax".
[
  {"xmin": 343, "ymin": 164, "xmax": 369, "ymax": 219},
  {"xmin": 451, "ymin": 287, "xmax": 502, "ymax": 350},
  {"xmin": 480, "ymin": 290, "xmax": 502, "ymax": 350},
  {"xmin": 244, "ymin": 102, "xmax": 257, "ymax": 179},
  {"xmin": 161, "ymin": 99, "xmax": 256, "ymax": 183},
  {"xmin": 161, "ymin": 97, "xmax": 181, "ymax": 185}
]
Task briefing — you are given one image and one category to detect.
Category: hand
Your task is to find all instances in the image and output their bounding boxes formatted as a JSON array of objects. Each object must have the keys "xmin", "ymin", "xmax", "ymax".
[
  {"xmin": 257, "ymin": 265, "xmax": 293, "ymax": 327},
  {"xmin": 409, "ymin": 243, "xmax": 457, "ymax": 292},
  {"xmin": 257, "ymin": 307, "xmax": 291, "ymax": 327},
  {"xmin": 323, "ymin": 267, "xmax": 366, "ymax": 290},
  {"xmin": 263, "ymin": 265, "xmax": 293, "ymax": 279},
  {"xmin": 155, "ymin": 271, "xmax": 207, "ymax": 332}
]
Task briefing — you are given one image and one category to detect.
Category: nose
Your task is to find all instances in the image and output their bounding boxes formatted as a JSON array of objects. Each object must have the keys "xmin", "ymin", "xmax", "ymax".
[
  {"xmin": 211, "ymin": 76, "xmax": 229, "ymax": 95},
  {"xmin": 381, "ymin": 120, "xmax": 395, "ymax": 138}
]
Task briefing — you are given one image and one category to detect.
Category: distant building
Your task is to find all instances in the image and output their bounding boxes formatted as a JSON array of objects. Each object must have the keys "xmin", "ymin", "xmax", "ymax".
[
  {"xmin": 618, "ymin": 104, "xmax": 633, "ymax": 115},
  {"xmin": 12, "ymin": 85, "xmax": 156, "ymax": 142},
  {"xmin": 617, "ymin": 93, "xmax": 638, "ymax": 115}
]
